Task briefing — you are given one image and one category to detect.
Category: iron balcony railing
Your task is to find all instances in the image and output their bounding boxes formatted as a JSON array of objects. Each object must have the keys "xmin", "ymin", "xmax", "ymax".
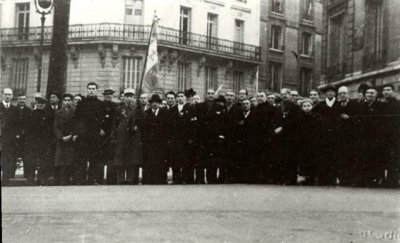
[
  {"xmin": 362, "ymin": 49, "xmax": 387, "ymax": 71},
  {"xmin": 0, "ymin": 23, "xmax": 261, "ymax": 62}
]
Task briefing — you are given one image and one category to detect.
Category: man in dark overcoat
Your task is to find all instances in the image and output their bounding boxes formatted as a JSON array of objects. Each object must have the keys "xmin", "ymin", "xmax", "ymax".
[
  {"xmin": 270, "ymin": 88, "xmax": 301, "ymax": 185},
  {"xmin": 168, "ymin": 91, "xmax": 196, "ymax": 184},
  {"xmin": 24, "ymin": 96, "xmax": 53, "ymax": 186},
  {"xmin": 54, "ymin": 94, "xmax": 77, "ymax": 185},
  {"xmin": 74, "ymin": 82, "xmax": 106, "ymax": 185},
  {"xmin": 142, "ymin": 94, "xmax": 169, "ymax": 184},
  {"xmin": 314, "ymin": 84, "xmax": 341, "ymax": 185},
  {"xmin": 1, "ymin": 88, "xmax": 18, "ymax": 186}
]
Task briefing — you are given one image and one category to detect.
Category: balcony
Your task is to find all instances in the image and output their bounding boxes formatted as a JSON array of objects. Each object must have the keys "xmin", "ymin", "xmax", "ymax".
[
  {"xmin": 362, "ymin": 49, "xmax": 387, "ymax": 72},
  {"xmin": 326, "ymin": 63, "xmax": 346, "ymax": 81},
  {"xmin": 0, "ymin": 23, "xmax": 261, "ymax": 63}
]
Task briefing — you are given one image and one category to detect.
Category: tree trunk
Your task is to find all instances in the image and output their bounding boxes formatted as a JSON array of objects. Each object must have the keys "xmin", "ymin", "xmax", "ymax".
[{"xmin": 46, "ymin": 0, "xmax": 71, "ymax": 97}]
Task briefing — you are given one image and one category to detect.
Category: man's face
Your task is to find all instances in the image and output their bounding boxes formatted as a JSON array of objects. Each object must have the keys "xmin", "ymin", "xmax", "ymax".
[
  {"xmin": 140, "ymin": 95, "xmax": 148, "ymax": 105},
  {"xmin": 225, "ymin": 92, "xmax": 235, "ymax": 104},
  {"xmin": 238, "ymin": 90, "xmax": 247, "ymax": 100},
  {"xmin": 151, "ymin": 101, "xmax": 160, "ymax": 110},
  {"xmin": 2, "ymin": 88, "xmax": 13, "ymax": 102},
  {"xmin": 291, "ymin": 91, "xmax": 299, "ymax": 100},
  {"xmin": 36, "ymin": 101, "xmax": 46, "ymax": 110},
  {"xmin": 193, "ymin": 95, "xmax": 201, "ymax": 104},
  {"xmin": 301, "ymin": 102, "xmax": 313, "ymax": 113},
  {"xmin": 250, "ymin": 97, "xmax": 257, "ymax": 107},
  {"xmin": 87, "ymin": 85, "xmax": 97, "ymax": 96},
  {"xmin": 206, "ymin": 90, "xmax": 215, "ymax": 102},
  {"xmin": 63, "ymin": 97, "xmax": 73, "ymax": 108},
  {"xmin": 73, "ymin": 96, "xmax": 82, "ymax": 106},
  {"xmin": 257, "ymin": 92, "xmax": 267, "ymax": 103},
  {"xmin": 166, "ymin": 94, "xmax": 175, "ymax": 106},
  {"xmin": 17, "ymin": 96, "xmax": 26, "ymax": 106},
  {"xmin": 337, "ymin": 88, "xmax": 349, "ymax": 101},
  {"xmin": 382, "ymin": 87, "xmax": 394, "ymax": 99},
  {"xmin": 49, "ymin": 94, "xmax": 59, "ymax": 104},
  {"xmin": 280, "ymin": 89, "xmax": 290, "ymax": 100},
  {"xmin": 177, "ymin": 93, "xmax": 186, "ymax": 104},
  {"xmin": 104, "ymin": 93, "xmax": 113, "ymax": 101},
  {"xmin": 242, "ymin": 100, "xmax": 251, "ymax": 111},
  {"xmin": 358, "ymin": 92, "xmax": 365, "ymax": 101},
  {"xmin": 267, "ymin": 95, "xmax": 275, "ymax": 105},
  {"xmin": 124, "ymin": 94, "xmax": 135, "ymax": 103},
  {"xmin": 309, "ymin": 91, "xmax": 319, "ymax": 103},
  {"xmin": 326, "ymin": 90, "xmax": 336, "ymax": 99},
  {"xmin": 365, "ymin": 89, "xmax": 377, "ymax": 102}
]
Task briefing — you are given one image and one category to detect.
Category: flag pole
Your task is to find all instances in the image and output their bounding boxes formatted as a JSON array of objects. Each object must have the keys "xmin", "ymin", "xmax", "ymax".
[{"xmin": 137, "ymin": 12, "xmax": 157, "ymax": 103}]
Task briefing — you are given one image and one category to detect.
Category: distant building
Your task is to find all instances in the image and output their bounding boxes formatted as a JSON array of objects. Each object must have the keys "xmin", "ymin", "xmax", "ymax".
[
  {"xmin": 319, "ymin": 0, "xmax": 400, "ymax": 97},
  {"xmin": 0, "ymin": 0, "xmax": 261, "ymax": 100},
  {"xmin": 259, "ymin": 0, "xmax": 323, "ymax": 96}
]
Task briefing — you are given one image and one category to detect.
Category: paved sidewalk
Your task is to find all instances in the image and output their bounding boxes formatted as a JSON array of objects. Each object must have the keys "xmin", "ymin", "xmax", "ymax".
[{"xmin": 2, "ymin": 185, "xmax": 400, "ymax": 242}]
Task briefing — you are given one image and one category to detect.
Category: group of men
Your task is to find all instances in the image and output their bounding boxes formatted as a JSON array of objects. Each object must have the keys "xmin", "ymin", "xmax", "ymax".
[{"xmin": 1, "ymin": 82, "xmax": 399, "ymax": 187}]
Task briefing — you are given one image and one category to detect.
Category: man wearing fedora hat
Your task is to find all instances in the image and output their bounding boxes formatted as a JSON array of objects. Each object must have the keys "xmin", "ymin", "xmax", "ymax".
[
  {"xmin": 314, "ymin": 84, "xmax": 341, "ymax": 185},
  {"xmin": 142, "ymin": 94, "xmax": 169, "ymax": 184}
]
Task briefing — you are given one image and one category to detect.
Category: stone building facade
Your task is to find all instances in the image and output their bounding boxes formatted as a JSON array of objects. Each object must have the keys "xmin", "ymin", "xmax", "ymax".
[
  {"xmin": 0, "ymin": 0, "xmax": 261, "ymax": 101},
  {"xmin": 259, "ymin": 0, "xmax": 323, "ymax": 95},
  {"xmin": 319, "ymin": 0, "xmax": 400, "ymax": 97}
]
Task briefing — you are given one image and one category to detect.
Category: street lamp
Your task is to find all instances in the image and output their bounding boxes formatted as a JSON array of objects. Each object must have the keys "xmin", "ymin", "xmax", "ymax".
[{"xmin": 34, "ymin": 0, "xmax": 54, "ymax": 96}]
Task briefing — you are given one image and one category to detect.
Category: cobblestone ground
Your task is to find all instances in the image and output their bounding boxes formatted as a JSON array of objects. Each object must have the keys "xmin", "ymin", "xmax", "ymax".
[{"xmin": 2, "ymin": 185, "xmax": 400, "ymax": 242}]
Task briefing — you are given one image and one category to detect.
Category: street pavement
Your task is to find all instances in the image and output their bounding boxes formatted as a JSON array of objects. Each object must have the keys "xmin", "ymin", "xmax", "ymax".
[{"xmin": 2, "ymin": 185, "xmax": 400, "ymax": 243}]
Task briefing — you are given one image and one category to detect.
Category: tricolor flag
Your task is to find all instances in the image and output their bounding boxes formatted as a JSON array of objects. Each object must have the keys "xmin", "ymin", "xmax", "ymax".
[{"xmin": 140, "ymin": 15, "xmax": 159, "ymax": 93}]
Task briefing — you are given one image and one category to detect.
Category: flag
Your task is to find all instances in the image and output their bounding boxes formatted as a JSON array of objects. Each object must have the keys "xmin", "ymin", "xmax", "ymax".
[{"xmin": 141, "ymin": 16, "xmax": 159, "ymax": 93}]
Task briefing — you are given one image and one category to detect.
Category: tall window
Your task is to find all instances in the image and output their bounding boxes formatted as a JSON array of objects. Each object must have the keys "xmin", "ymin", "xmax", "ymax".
[
  {"xmin": 300, "ymin": 67, "xmax": 312, "ymax": 95},
  {"xmin": 180, "ymin": 7, "xmax": 191, "ymax": 45},
  {"xmin": 364, "ymin": 0, "xmax": 385, "ymax": 70},
  {"xmin": 178, "ymin": 62, "xmax": 190, "ymax": 91},
  {"xmin": 269, "ymin": 62, "xmax": 282, "ymax": 92},
  {"xmin": 301, "ymin": 32, "xmax": 312, "ymax": 56},
  {"xmin": 205, "ymin": 67, "xmax": 218, "ymax": 91},
  {"xmin": 16, "ymin": 3, "xmax": 30, "ymax": 40},
  {"xmin": 122, "ymin": 57, "xmax": 142, "ymax": 90},
  {"xmin": 207, "ymin": 13, "xmax": 218, "ymax": 50},
  {"xmin": 12, "ymin": 58, "xmax": 29, "ymax": 93},
  {"xmin": 270, "ymin": 25, "xmax": 283, "ymax": 50},
  {"xmin": 271, "ymin": 0, "xmax": 283, "ymax": 14},
  {"xmin": 327, "ymin": 13, "xmax": 346, "ymax": 78},
  {"xmin": 303, "ymin": 0, "xmax": 313, "ymax": 21},
  {"xmin": 234, "ymin": 19, "xmax": 244, "ymax": 54},
  {"xmin": 233, "ymin": 71, "xmax": 244, "ymax": 94}
]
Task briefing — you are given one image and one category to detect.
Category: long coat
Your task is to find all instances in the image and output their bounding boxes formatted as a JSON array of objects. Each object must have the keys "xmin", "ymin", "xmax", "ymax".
[
  {"xmin": 111, "ymin": 103, "xmax": 143, "ymax": 167},
  {"xmin": 54, "ymin": 107, "xmax": 76, "ymax": 167}
]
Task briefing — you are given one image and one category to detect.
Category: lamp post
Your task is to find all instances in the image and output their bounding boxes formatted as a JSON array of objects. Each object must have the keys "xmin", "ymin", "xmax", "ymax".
[{"xmin": 34, "ymin": 0, "xmax": 53, "ymax": 96}]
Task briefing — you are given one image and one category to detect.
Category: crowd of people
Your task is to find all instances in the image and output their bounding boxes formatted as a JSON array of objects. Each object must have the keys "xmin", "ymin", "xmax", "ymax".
[{"xmin": 0, "ymin": 82, "xmax": 399, "ymax": 187}]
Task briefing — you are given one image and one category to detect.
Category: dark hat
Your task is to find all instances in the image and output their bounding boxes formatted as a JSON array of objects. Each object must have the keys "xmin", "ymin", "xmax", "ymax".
[
  {"xmin": 103, "ymin": 88, "xmax": 115, "ymax": 95},
  {"xmin": 357, "ymin": 83, "xmax": 370, "ymax": 93},
  {"xmin": 214, "ymin": 95, "xmax": 226, "ymax": 104},
  {"xmin": 321, "ymin": 84, "xmax": 337, "ymax": 93},
  {"xmin": 35, "ymin": 96, "xmax": 48, "ymax": 104},
  {"xmin": 149, "ymin": 94, "xmax": 162, "ymax": 103}
]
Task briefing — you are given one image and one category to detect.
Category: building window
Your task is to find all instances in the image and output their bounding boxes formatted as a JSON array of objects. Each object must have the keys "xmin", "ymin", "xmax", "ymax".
[
  {"xmin": 12, "ymin": 58, "xmax": 29, "ymax": 94},
  {"xmin": 327, "ymin": 13, "xmax": 346, "ymax": 80},
  {"xmin": 303, "ymin": 0, "xmax": 313, "ymax": 21},
  {"xmin": 233, "ymin": 71, "xmax": 244, "ymax": 94},
  {"xmin": 270, "ymin": 25, "xmax": 283, "ymax": 50},
  {"xmin": 269, "ymin": 62, "xmax": 282, "ymax": 92},
  {"xmin": 122, "ymin": 57, "xmax": 142, "ymax": 90},
  {"xmin": 300, "ymin": 67, "xmax": 312, "ymax": 95},
  {"xmin": 363, "ymin": 0, "xmax": 386, "ymax": 70},
  {"xmin": 178, "ymin": 62, "xmax": 190, "ymax": 91},
  {"xmin": 234, "ymin": 19, "xmax": 244, "ymax": 54},
  {"xmin": 207, "ymin": 13, "xmax": 218, "ymax": 50},
  {"xmin": 301, "ymin": 32, "xmax": 313, "ymax": 56},
  {"xmin": 180, "ymin": 7, "xmax": 191, "ymax": 45},
  {"xmin": 205, "ymin": 67, "xmax": 218, "ymax": 91},
  {"xmin": 16, "ymin": 3, "xmax": 30, "ymax": 40},
  {"xmin": 271, "ymin": 0, "xmax": 283, "ymax": 14}
]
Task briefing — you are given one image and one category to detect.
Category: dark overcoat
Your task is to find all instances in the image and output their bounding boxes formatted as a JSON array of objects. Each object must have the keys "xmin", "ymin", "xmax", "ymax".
[{"xmin": 54, "ymin": 107, "xmax": 76, "ymax": 166}]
